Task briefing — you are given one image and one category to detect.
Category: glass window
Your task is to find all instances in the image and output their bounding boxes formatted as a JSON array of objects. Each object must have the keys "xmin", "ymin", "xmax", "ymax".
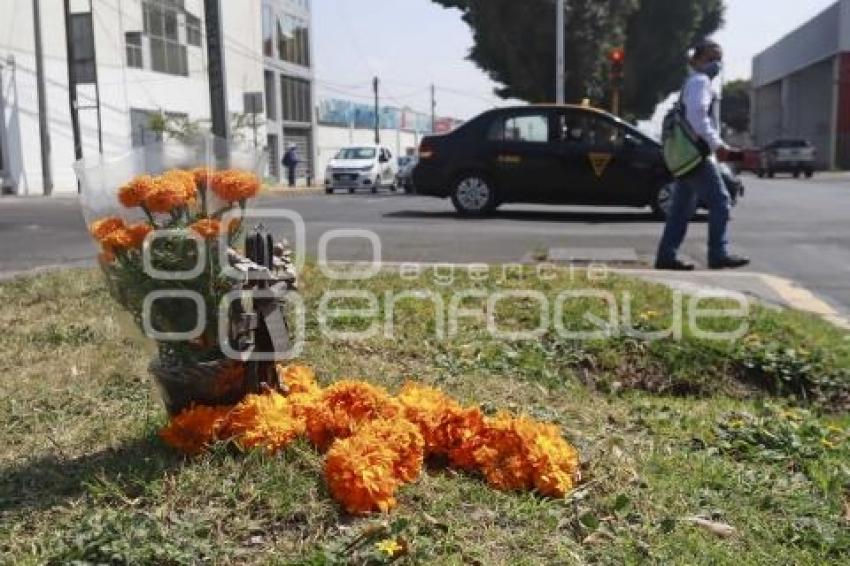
[
  {"xmin": 126, "ymin": 32, "xmax": 143, "ymax": 69},
  {"xmin": 186, "ymin": 14, "xmax": 201, "ymax": 47},
  {"xmin": 264, "ymin": 71, "xmax": 277, "ymax": 120},
  {"xmin": 69, "ymin": 13, "xmax": 96, "ymax": 83},
  {"xmin": 142, "ymin": 0, "xmax": 192, "ymax": 77},
  {"xmin": 336, "ymin": 148, "xmax": 377, "ymax": 160},
  {"xmin": 489, "ymin": 114, "xmax": 549, "ymax": 143},
  {"xmin": 262, "ymin": 4, "xmax": 274, "ymax": 57},
  {"xmin": 280, "ymin": 76, "xmax": 311, "ymax": 122}
]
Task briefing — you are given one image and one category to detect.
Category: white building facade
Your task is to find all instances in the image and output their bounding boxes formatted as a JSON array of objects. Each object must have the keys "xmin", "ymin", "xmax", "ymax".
[{"xmin": 0, "ymin": 0, "xmax": 313, "ymax": 195}]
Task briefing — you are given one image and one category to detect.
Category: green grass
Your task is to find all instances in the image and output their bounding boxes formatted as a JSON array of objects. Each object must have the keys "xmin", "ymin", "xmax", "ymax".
[{"xmin": 1, "ymin": 266, "xmax": 849, "ymax": 564}]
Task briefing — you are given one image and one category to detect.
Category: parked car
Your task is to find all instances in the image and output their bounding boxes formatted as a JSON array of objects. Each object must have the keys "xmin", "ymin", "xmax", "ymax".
[
  {"xmin": 411, "ymin": 104, "xmax": 743, "ymax": 218},
  {"xmin": 325, "ymin": 145, "xmax": 399, "ymax": 194},
  {"xmin": 396, "ymin": 155, "xmax": 419, "ymax": 190},
  {"xmin": 757, "ymin": 139, "xmax": 816, "ymax": 178}
]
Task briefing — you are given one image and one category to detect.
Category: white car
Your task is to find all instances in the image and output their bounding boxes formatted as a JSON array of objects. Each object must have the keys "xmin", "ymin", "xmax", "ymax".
[{"xmin": 325, "ymin": 145, "xmax": 399, "ymax": 194}]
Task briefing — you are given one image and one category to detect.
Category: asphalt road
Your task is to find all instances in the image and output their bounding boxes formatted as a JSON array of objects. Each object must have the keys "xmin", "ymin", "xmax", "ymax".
[{"xmin": 1, "ymin": 174, "xmax": 848, "ymax": 315}]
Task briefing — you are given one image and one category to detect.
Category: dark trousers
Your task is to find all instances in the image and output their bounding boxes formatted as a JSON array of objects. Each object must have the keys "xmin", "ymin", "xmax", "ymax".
[
  {"xmin": 657, "ymin": 159, "xmax": 731, "ymax": 264},
  {"xmin": 286, "ymin": 166, "xmax": 296, "ymax": 188}
]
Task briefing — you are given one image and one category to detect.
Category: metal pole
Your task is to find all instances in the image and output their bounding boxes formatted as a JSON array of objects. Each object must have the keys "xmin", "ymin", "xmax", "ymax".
[
  {"xmin": 431, "ymin": 84, "xmax": 436, "ymax": 132},
  {"xmin": 373, "ymin": 76, "xmax": 380, "ymax": 145},
  {"xmin": 33, "ymin": 0, "xmax": 53, "ymax": 195},
  {"xmin": 88, "ymin": 0, "xmax": 103, "ymax": 155},
  {"xmin": 204, "ymin": 0, "xmax": 230, "ymax": 147},
  {"xmin": 63, "ymin": 1, "xmax": 83, "ymax": 168},
  {"xmin": 556, "ymin": 0, "xmax": 565, "ymax": 104}
]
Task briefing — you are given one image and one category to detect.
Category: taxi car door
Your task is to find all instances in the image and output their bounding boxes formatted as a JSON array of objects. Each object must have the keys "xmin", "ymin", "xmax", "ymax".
[
  {"xmin": 572, "ymin": 114, "xmax": 654, "ymax": 205},
  {"xmin": 486, "ymin": 111, "xmax": 556, "ymax": 201},
  {"xmin": 551, "ymin": 110, "xmax": 598, "ymax": 201}
]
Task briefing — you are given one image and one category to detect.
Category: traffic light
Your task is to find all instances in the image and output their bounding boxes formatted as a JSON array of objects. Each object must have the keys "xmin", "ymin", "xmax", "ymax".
[
  {"xmin": 609, "ymin": 48, "xmax": 625, "ymax": 116},
  {"xmin": 609, "ymin": 48, "xmax": 625, "ymax": 84}
]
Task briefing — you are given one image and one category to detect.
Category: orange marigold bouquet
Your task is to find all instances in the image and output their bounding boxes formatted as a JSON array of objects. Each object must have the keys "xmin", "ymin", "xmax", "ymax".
[
  {"xmin": 160, "ymin": 365, "xmax": 582, "ymax": 516},
  {"xmin": 75, "ymin": 141, "xmax": 276, "ymax": 414}
]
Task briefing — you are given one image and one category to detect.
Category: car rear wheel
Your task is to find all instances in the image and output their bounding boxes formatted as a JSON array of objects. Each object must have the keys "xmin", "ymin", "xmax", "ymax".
[
  {"xmin": 767, "ymin": 170, "xmax": 775, "ymax": 178},
  {"xmin": 451, "ymin": 174, "xmax": 497, "ymax": 216},
  {"xmin": 805, "ymin": 169, "xmax": 814, "ymax": 179},
  {"xmin": 651, "ymin": 182, "xmax": 675, "ymax": 220}
]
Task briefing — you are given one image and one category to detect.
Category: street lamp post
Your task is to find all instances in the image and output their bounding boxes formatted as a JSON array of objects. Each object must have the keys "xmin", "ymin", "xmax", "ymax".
[{"xmin": 556, "ymin": 0, "xmax": 565, "ymax": 104}]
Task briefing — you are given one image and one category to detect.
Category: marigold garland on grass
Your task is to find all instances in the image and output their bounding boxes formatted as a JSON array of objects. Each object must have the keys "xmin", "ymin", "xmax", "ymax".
[{"xmin": 160, "ymin": 365, "xmax": 583, "ymax": 515}]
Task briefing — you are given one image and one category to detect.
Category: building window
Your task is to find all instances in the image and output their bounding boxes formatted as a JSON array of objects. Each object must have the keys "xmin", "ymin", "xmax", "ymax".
[
  {"xmin": 262, "ymin": 4, "xmax": 274, "ymax": 57},
  {"xmin": 69, "ymin": 13, "xmax": 96, "ymax": 83},
  {"xmin": 265, "ymin": 71, "xmax": 277, "ymax": 120},
  {"xmin": 280, "ymin": 75, "xmax": 311, "ymax": 123},
  {"xmin": 278, "ymin": 14, "xmax": 309, "ymax": 67},
  {"xmin": 126, "ymin": 32, "xmax": 143, "ymax": 68},
  {"xmin": 186, "ymin": 14, "xmax": 202, "ymax": 47},
  {"xmin": 142, "ymin": 0, "xmax": 191, "ymax": 76}
]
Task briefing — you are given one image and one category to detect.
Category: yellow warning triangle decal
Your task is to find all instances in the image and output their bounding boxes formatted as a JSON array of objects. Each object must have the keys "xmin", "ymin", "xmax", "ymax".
[{"xmin": 588, "ymin": 153, "xmax": 612, "ymax": 177}]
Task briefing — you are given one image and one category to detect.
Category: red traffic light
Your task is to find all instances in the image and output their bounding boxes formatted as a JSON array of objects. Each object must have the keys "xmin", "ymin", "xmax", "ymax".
[{"xmin": 610, "ymin": 48, "xmax": 625, "ymax": 64}]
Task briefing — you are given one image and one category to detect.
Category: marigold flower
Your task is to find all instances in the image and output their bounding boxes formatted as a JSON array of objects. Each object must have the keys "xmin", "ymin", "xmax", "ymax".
[
  {"xmin": 305, "ymin": 380, "xmax": 402, "ymax": 450},
  {"xmin": 100, "ymin": 228, "xmax": 135, "ymax": 251},
  {"xmin": 211, "ymin": 169, "xmax": 261, "ymax": 203},
  {"xmin": 89, "ymin": 217, "xmax": 126, "ymax": 242},
  {"xmin": 223, "ymin": 391, "xmax": 305, "ymax": 454},
  {"xmin": 161, "ymin": 169, "xmax": 198, "ymax": 203},
  {"xmin": 357, "ymin": 418, "xmax": 425, "ymax": 483},
  {"xmin": 190, "ymin": 218, "xmax": 223, "ymax": 240},
  {"xmin": 277, "ymin": 363, "xmax": 320, "ymax": 395},
  {"xmin": 324, "ymin": 432, "xmax": 401, "ymax": 515},
  {"xmin": 398, "ymin": 383, "xmax": 484, "ymax": 465},
  {"xmin": 118, "ymin": 175, "xmax": 156, "ymax": 208},
  {"xmin": 125, "ymin": 222, "xmax": 154, "ymax": 248},
  {"xmin": 159, "ymin": 405, "xmax": 232, "ymax": 456},
  {"xmin": 144, "ymin": 178, "xmax": 189, "ymax": 213},
  {"xmin": 468, "ymin": 413, "xmax": 581, "ymax": 497}
]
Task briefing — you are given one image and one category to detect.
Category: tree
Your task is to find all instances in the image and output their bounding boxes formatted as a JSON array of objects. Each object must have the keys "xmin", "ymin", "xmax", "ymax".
[
  {"xmin": 721, "ymin": 80, "xmax": 751, "ymax": 134},
  {"xmin": 432, "ymin": 0, "xmax": 725, "ymax": 119}
]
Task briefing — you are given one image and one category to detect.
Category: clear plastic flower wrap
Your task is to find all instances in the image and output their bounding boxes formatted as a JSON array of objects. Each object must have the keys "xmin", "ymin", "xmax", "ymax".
[{"xmin": 74, "ymin": 137, "xmax": 273, "ymax": 414}]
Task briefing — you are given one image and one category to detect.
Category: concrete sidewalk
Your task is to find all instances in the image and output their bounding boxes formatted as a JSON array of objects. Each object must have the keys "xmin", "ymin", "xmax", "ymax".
[{"xmin": 621, "ymin": 269, "xmax": 850, "ymax": 330}]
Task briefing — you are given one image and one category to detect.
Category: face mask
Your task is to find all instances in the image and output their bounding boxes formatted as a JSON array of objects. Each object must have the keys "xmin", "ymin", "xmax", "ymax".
[{"xmin": 702, "ymin": 61, "xmax": 723, "ymax": 79}]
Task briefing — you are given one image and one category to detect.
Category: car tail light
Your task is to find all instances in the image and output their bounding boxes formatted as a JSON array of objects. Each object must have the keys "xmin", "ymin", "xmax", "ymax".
[{"xmin": 419, "ymin": 140, "xmax": 436, "ymax": 160}]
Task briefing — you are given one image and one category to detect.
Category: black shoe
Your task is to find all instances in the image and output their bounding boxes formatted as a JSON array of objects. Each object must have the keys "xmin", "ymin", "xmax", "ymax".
[
  {"xmin": 655, "ymin": 258, "xmax": 695, "ymax": 271},
  {"xmin": 709, "ymin": 255, "xmax": 750, "ymax": 270}
]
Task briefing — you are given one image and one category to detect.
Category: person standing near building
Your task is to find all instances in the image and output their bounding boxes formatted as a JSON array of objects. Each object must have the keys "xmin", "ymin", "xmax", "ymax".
[
  {"xmin": 656, "ymin": 39, "xmax": 750, "ymax": 271},
  {"xmin": 282, "ymin": 143, "xmax": 299, "ymax": 188}
]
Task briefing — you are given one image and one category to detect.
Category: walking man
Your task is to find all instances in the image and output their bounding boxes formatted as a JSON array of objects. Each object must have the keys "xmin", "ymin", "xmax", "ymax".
[
  {"xmin": 282, "ymin": 143, "xmax": 299, "ymax": 188},
  {"xmin": 656, "ymin": 39, "xmax": 750, "ymax": 271}
]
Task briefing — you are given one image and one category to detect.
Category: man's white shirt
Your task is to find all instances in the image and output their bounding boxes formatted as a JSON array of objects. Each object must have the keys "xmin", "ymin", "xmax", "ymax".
[{"xmin": 682, "ymin": 71, "xmax": 726, "ymax": 153}]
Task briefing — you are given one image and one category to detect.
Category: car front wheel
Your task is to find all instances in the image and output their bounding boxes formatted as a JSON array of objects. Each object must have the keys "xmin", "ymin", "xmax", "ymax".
[{"xmin": 451, "ymin": 174, "xmax": 497, "ymax": 216}]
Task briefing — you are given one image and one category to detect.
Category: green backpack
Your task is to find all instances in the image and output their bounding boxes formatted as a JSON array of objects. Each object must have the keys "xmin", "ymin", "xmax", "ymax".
[{"xmin": 662, "ymin": 92, "xmax": 710, "ymax": 178}]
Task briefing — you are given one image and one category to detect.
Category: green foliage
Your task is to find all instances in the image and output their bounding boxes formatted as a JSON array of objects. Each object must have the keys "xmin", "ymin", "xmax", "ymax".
[
  {"xmin": 721, "ymin": 79, "xmax": 751, "ymax": 134},
  {"xmin": 432, "ymin": 0, "xmax": 725, "ymax": 119}
]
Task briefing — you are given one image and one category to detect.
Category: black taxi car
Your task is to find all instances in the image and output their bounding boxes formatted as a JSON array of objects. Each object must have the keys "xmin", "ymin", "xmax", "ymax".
[{"xmin": 411, "ymin": 104, "xmax": 741, "ymax": 218}]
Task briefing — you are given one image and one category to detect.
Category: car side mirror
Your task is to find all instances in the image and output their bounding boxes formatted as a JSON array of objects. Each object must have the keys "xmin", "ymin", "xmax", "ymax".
[{"xmin": 379, "ymin": 155, "xmax": 389, "ymax": 163}]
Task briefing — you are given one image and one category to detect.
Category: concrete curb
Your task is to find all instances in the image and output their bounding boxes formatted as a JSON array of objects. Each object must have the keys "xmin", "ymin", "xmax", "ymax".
[{"xmin": 262, "ymin": 186, "xmax": 327, "ymax": 198}]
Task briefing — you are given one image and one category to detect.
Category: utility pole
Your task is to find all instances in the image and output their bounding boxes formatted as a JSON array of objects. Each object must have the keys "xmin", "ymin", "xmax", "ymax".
[
  {"xmin": 556, "ymin": 0, "xmax": 565, "ymax": 104},
  {"xmin": 204, "ymin": 0, "xmax": 230, "ymax": 148},
  {"xmin": 431, "ymin": 84, "xmax": 437, "ymax": 133},
  {"xmin": 33, "ymin": 0, "xmax": 52, "ymax": 195},
  {"xmin": 63, "ymin": 1, "xmax": 83, "ymax": 168},
  {"xmin": 373, "ymin": 76, "xmax": 380, "ymax": 145}
]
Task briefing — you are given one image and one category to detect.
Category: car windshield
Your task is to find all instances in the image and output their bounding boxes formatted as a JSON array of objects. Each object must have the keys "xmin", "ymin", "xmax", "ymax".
[{"xmin": 336, "ymin": 148, "xmax": 377, "ymax": 160}]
